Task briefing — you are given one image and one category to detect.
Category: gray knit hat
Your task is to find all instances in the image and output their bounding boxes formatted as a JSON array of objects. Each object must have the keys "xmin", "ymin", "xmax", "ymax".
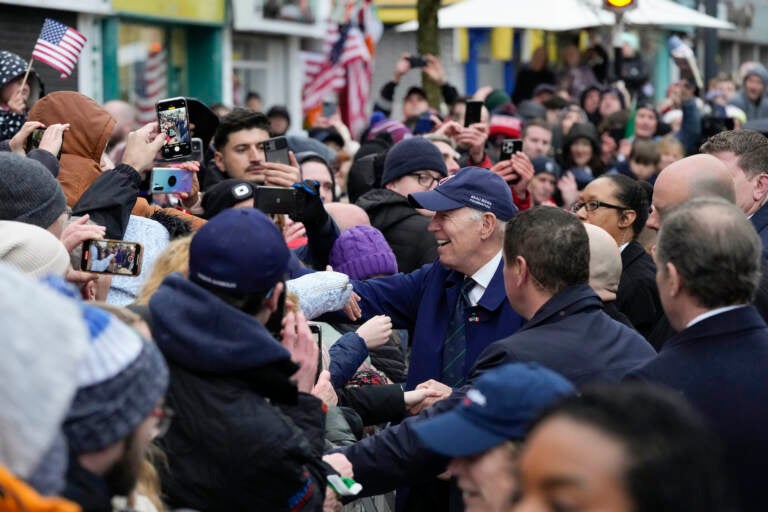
[
  {"xmin": 63, "ymin": 304, "xmax": 169, "ymax": 453},
  {"xmin": 0, "ymin": 153, "xmax": 67, "ymax": 230}
]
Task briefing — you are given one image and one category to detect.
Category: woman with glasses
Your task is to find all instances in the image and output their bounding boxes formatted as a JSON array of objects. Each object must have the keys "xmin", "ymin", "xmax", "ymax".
[{"xmin": 572, "ymin": 174, "xmax": 662, "ymax": 342}]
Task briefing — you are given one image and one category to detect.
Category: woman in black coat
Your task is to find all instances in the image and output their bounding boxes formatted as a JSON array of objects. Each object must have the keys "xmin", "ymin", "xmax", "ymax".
[{"xmin": 573, "ymin": 173, "xmax": 662, "ymax": 342}]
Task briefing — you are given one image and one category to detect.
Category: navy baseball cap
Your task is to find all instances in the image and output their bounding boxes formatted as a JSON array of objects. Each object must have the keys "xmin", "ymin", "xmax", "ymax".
[
  {"xmin": 408, "ymin": 166, "xmax": 518, "ymax": 221},
  {"xmin": 189, "ymin": 208, "xmax": 290, "ymax": 295},
  {"xmin": 412, "ymin": 363, "xmax": 574, "ymax": 457},
  {"xmin": 531, "ymin": 156, "xmax": 562, "ymax": 179}
]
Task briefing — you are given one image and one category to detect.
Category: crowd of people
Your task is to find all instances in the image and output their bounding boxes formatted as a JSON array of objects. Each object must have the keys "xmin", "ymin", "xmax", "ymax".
[{"xmin": 1, "ymin": 32, "xmax": 768, "ymax": 512}]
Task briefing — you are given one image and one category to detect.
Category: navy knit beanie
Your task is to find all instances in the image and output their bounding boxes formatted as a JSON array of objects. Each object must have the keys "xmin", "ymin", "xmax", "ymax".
[{"xmin": 381, "ymin": 137, "xmax": 447, "ymax": 186}]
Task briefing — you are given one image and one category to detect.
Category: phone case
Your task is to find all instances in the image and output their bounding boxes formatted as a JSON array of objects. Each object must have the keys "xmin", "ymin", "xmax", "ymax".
[
  {"xmin": 157, "ymin": 97, "xmax": 191, "ymax": 159},
  {"xmin": 151, "ymin": 168, "xmax": 194, "ymax": 194},
  {"xmin": 263, "ymin": 137, "xmax": 290, "ymax": 165},
  {"xmin": 81, "ymin": 240, "xmax": 143, "ymax": 276}
]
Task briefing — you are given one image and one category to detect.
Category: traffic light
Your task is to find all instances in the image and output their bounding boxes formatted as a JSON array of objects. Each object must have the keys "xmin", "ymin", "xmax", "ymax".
[{"xmin": 604, "ymin": 0, "xmax": 637, "ymax": 12}]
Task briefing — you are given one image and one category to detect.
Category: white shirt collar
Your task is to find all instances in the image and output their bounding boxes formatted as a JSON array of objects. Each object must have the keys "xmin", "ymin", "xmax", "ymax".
[
  {"xmin": 466, "ymin": 251, "xmax": 502, "ymax": 306},
  {"xmin": 619, "ymin": 242, "xmax": 629, "ymax": 253},
  {"xmin": 686, "ymin": 305, "xmax": 746, "ymax": 328}
]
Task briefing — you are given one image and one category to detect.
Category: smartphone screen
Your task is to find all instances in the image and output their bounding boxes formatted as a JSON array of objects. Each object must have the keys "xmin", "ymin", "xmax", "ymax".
[
  {"xmin": 322, "ymin": 101, "xmax": 336, "ymax": 118},
  {"xmin": 151, "ymin": 168, "xmax": 194, "ymax": 194},
  {"xmin": 263, "ymin": 136, "xmax": 290, "ymax": 165},
  {"xmin": 464, "ymin": 100, "xmax": 483, "ymax": 127},
  {"xmin": 80, "ymin": 239, "xmax": 143, "ymax": 276},
  {"xmin": 500, "ymin": 139, "xmax": 523, "ymax": 160},
  {"xmin": 157, "ymin": 97, "xmax": 191, "ymax": 160}
]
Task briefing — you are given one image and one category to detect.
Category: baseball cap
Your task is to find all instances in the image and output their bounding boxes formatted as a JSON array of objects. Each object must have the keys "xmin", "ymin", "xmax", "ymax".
[
  {"xmin": 189, "ymin": 208, "xmax": 290, "ymax": 295},
  {"xmin": 405, "ymin": 86, "xmax": 427, "ymax": 100},
  {"xmin": 531, "ymin": 156, "xmax": 562, "ymax": 179},
  {"xmin": 412, "ymin": 363, "xmax": 574, "ymax": 457},
  {"xmin": 408, "ymin": 167, "xmax": 518, "ymax": 221},
  {"xmin": 201, "ymin": 179, "xmax": 255, "ymax": 220}
]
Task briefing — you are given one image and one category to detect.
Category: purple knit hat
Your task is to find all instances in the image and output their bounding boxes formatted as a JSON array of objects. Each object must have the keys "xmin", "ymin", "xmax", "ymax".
[{"xmin": 329, "ymin": 226, "xmax": 398, "ymax": 280}]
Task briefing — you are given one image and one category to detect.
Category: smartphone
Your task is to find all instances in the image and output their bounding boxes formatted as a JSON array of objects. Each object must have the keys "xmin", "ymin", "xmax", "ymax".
[
  {"xmin": 322, "ymin": 101, "xmax": 336, "ymax": 118},
  {"xmin": 150, "ymin": 168, "xmax": 194, "ymax": 194},
  {"xmin": 80, "ymin": 239, "xmax": 143, "ymax": 276},
  {"xmin": 500, "ymin": 139, "xmax": 523, "ymax": 161},
  {"xmin": 265, "ymin": 286, "xmax": 286, "ymax": 339},
  {"xmin": 413, "ymin": 113, "xmax": 435, "ymax": 135},
  {"xmin": 309, "ymin": 323, "xmax": 323, "ymax": 381},
  {"xmin": 263, "ymin": 136, "xmax": 290, "ymax": 165},
  {"xmin": 407, "ymin": 55, "xmax": 428, "ymax": 68},
  {"xmin": 464, "ymin": 100, "xmax": 483, "ymax": 127},
  {"xmin": 255, "ymin": 186, "xmax": 305, "ymax": 215},
  {"xmin": 156, "ymin": 97, "xmax": 191, "ymax": 160},
  {"xmin": 191, "ymin": 137, "xmax": 203, "ymax": 164},
  {"xmin": 25, "ymin": 128, "xmax": 63, "ymax": 158}
]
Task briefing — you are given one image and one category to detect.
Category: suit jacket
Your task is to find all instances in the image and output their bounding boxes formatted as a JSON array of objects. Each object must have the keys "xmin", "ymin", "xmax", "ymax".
[
  {"xmin": 750, "ymin": 202, "xmax": 768, "ymax": 261},
  {"xmin": 626, "ymin": 306, "xmax": 768, "ymax": 512},
  {"xmin": 616, "ymin": 240, "xmax": 663, "ymax": 340}
]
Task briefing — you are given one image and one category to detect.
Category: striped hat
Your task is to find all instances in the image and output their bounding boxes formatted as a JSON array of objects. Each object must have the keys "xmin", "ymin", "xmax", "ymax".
[{"xmin": 63, "ymin": 304, "xmax": 168, "ymax": 453}]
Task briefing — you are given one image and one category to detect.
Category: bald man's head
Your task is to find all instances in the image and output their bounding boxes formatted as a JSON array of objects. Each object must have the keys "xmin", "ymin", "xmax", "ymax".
[
  {"xmin": 584, "ymin": 223, "xmax": 622, "ymax": 302},
  {"xmin": 324, "ymin": 202, "xmax": 371, "ymax": 231},
  {"xmin": 647, "ymin": 154, "xmax": 735, "ymax": 231}
]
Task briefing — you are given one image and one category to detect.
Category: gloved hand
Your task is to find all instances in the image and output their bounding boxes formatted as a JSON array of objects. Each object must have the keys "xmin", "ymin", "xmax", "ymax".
[{"xmin": 291, "ymin": 179, "xmax": 329, "ymax": 229}]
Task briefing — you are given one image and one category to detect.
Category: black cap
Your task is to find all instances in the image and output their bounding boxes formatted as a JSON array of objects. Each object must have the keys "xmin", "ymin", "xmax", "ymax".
[
  {"xmin": 201, "ymin": 179, "xmax": 255, "ymax": 220},
  {"xmin": 405, "ymin": 86, "xmax": 427, "ymax": 100}
]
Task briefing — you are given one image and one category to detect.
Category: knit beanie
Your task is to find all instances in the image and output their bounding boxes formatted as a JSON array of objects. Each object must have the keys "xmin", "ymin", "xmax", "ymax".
[
  {"xmin": 329, "ymin": 225, "xmax": 398, "ymax": 280},
  {"xmin": 485, "ymin": 89, "xmax": 511, "ymax": 112},
  {"xmin": 381, "ymin": 137, "xmax": 447, "ymax": 186},
  {"xmin": 0, "ymin": 221, "xmax": 70, "ymax": 278},
  {"xmin": 107, "ymin": 215, "xmax": 171, "ymax": 306},
  {"xmin": 0, "ymin": 265, "xmax": 88, "ymax": 493},
  {"xmin": 63, "ymin": 304, "xmax": 169, "ymax": 453},
  {"xmin": 0, "ymin": 153, "xmax": 67, "ymax": 230}
]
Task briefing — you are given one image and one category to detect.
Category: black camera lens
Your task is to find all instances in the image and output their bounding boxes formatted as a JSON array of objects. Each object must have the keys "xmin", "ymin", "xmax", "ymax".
[{"xmin": 168, "ymin": 175, "xmax": 177, "ymax": 187}]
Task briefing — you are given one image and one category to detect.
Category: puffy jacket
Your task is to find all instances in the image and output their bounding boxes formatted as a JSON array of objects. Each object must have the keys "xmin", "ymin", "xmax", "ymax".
[
  {"xmin": 356, "ymin": 188, "xmax": 437, "ymax": 273},
  {"xmin": 0, "ymin": 465, "xmax": 79, "ymax": 512},
  {"xmin": 149, "ymin": 274, "xmax": 327, "ymax": 511}
]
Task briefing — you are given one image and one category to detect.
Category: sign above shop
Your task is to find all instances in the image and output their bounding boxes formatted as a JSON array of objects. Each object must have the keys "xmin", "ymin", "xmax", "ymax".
[
  {"xmin": 6, "ymin": 0, "xmax": 110, "ymax": 14},
  {"xmin": 112, "ymin": 0, "xmax": 225, "ymax": 24},
  {"xmin": 232, "ymin": 0, "xmax": 328, "ymax": 38}
]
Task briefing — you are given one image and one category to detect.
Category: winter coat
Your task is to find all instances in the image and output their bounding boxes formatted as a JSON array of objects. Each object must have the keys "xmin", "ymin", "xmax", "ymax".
[
  {"xmin": 0, "ymin": 464, "xmax": 79, "ymax": 512},
  {"xmin": 149, "ymin": 274, "xmax": 327, "ymax": 512},
  {"xmin": 0, "ymin": 51, "xmax": 42, "ymax": 140},
  {"xmin": 616, "ymin": 240, "xmax": 663, "ymax": 341},
  {"xmin": 355, "ymin": 188, "xmax": 438, "ymax": 274},
  {"xmin": 729, "ymin": 67, "xmax": 768, "ymax": 121}
]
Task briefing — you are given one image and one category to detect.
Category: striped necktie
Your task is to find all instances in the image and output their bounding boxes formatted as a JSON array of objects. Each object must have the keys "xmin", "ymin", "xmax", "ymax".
[{"xmin": 441, "ymin": 277, "xmax": 475, "ymax": 388}]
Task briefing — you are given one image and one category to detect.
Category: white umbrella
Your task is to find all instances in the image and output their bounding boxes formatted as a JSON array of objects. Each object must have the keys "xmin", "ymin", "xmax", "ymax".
[
  {"xmin": 619, "ymin": 0, "xmax": 735, "ymax": 29},
  {"xmin": 395, "ymin": 0, "xmax": 613, "ymax": 32},
  {"xmin": 395, "ymin": 0, "xmax": 734, "ymax": 32}
]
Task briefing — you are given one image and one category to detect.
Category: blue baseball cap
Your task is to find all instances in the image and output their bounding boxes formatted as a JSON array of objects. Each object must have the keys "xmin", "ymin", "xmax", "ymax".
[
  {"xmin": 189, "ymin": 208, "xmax": 290, "ymax": 295},
  {"xmin": 412, "ymin": 363, "xmax": 574, "ymax": 457},
  {"xmin": 408, "ymin": 166, "xmax": 518, "ymax": 221},
  {"xmin": 531, "ymin": 156, "xmax": 562, "ymax": 179}
]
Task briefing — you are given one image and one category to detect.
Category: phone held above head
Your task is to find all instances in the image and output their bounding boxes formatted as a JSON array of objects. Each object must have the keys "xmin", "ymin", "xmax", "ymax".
[{"xmin": 156, "ymin": 97, "xmax": 192, "ymax": 160}]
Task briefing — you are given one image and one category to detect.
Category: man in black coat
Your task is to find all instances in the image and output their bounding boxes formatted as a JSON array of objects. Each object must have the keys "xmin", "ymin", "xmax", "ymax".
[
  {"xmin": 356, "ymin": 137, "xmax": 447, "ymax": 273},
  {"xmin": 149, "ymin": 208, "xmax": 334, "ymax": 511},
  {"xmin": 336, "ymin": 207, "xmax": 654, "ymax": 510},
  {"xmin": 626, "ymin": 198, "xmax": 768, "ymax": 512}
]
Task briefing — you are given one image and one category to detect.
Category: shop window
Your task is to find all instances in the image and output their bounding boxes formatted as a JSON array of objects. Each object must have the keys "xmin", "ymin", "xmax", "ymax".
[{"xmin": 117, "ymin": 23, "xmax": 188, "ymax": 122}]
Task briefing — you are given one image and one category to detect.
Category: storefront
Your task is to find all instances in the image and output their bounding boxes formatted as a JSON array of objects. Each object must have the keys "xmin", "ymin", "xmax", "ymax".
[
  {"xmin": 229, "ymin": 0, "xmax": 328, "ymax": 129},
  {"xmin": 102, "ymin": 0, "xmax": 225, "ymax": 121}
]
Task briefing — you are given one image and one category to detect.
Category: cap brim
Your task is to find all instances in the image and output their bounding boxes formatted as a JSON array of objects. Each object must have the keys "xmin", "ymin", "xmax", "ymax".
[
  {"xmin": 409, "ymin": 190, "xmax": 465, "ymax": 212},
  {"xmin": 412, "ymin": 409, "xmax": 511, "ymax": 457}
]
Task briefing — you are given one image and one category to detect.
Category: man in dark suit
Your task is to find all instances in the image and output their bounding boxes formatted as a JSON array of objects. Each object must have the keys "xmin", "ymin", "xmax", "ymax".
[
  {"xmin": 700, "ymin": 129, "xmax": 768, "ymax": 259},
  {"xmin": 336, "ymin": 207, "xmax": 655, "ymax": 511},
  {"xmin": 626, "ymin": 198, "xmax": 768, "ymax": 512}
]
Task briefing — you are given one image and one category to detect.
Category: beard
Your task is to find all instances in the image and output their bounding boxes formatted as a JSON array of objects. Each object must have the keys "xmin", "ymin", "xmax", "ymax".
[{"xmin": 103, "ymin": 434, "xmax": 143, "ymax": 497}]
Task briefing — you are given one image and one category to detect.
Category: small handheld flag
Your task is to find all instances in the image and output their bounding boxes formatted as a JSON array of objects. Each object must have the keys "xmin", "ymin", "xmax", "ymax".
[{"xmin": 31, "ymin": 18, "xmax": 86, "ymax": 79}]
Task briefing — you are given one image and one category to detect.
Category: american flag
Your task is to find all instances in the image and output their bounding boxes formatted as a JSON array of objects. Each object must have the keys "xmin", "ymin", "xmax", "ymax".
[
  {"xmin": 133, "ymin": 48, "xmax": 167, "ymax": 124},
  {"xmin": 31, "ymin": 18, "xmax": 86, "ymax": 79},
  {"xmin": 302, "ymin": 1, "xmax": 381, "ymax": 138}
]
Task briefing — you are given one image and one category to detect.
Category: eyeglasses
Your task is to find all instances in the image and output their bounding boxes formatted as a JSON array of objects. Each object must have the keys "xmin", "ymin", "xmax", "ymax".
[
  {"xmin": 150, "ymin": 405, "xmax": 175, "ymax": 438},
  {"xmin": 409, "ymin": 173, "xmax": 441, "ymax": 188},
  {"xmin": 571, "ymin": 200, "xmax": 628, "ymax": 213}
]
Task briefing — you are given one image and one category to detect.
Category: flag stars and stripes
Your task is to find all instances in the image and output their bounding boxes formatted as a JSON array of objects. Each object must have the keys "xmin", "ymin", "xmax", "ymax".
[{"xmin": 31, "ymin": 18, "xmax": 86, "ymax": 79}]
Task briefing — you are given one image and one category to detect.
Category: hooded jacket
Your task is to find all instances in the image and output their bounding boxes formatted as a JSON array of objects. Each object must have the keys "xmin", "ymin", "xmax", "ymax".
[
  {"xmin": 729, "ymin": 66, "xmax": 768, "ymax": 121},
  {"xmin": 0, "ymin": 51, "xmax": 43, "ymax": 140},
  {"xmin": 356, "ymin": 188, "xmax": 437, "ymax": 273},
  {"xmin": 149, "ymin": 274, "xmax": 326, "ymax": 511},
  {"xmin": 28, "ymin": 92, "xmax": 115, "ymax": 207}
]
